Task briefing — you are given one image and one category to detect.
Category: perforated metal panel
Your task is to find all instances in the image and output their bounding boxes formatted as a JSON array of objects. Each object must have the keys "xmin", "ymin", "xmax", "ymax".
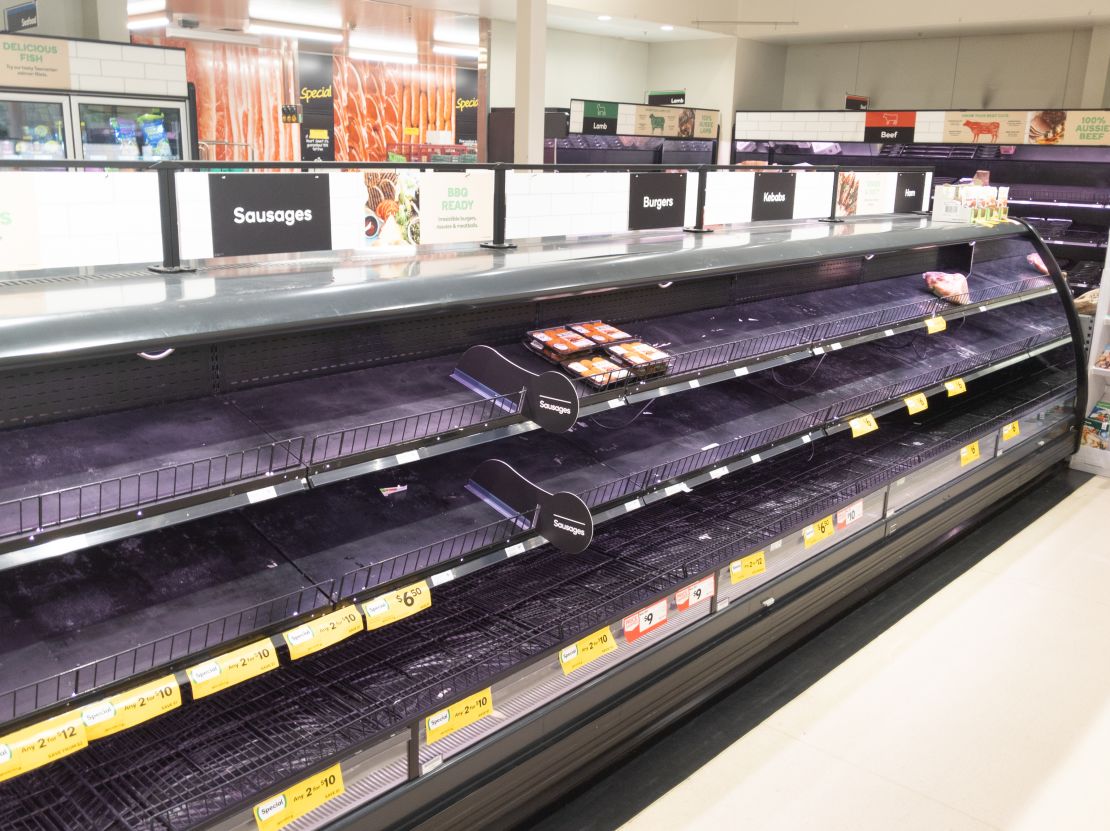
[{"xmin": 0, "ymin": 347, "xmax": 215, "ymax": 428}]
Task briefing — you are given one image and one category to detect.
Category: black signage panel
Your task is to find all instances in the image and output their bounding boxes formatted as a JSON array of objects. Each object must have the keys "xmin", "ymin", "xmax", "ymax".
[
  {"xmin": 751, "ymin": 172, "xmax": 796, "ymax": 221},
  {"xmin": 455, "ymin": 67, "xmax": 479, "ymax": 142},
  {"xmin": 300, "ymin": 110, "xmax": 334, "ymax": 162},
  {"xmin": 647, "ymin": 91, "xmax": 685, "ymax": 106},
  {"xmin": 5, "ymin": 2, "xmax": 37, "ymax": 32},
  {"xmin": 864, "ymin": 125, "xmax": 916, "ymax": 142},
  {"xmin": 894, "ymin": 171, "xmax": 928, "ymax": 213},
  {"xmin": 583, "ymin": 117, "xmax": 617, "ymax": 135},
  {"xmin": 208, "ymin": 173, "xmax": 332, "ymax": 258},
  {"xmin": 297, "ymin": 51, "xmax": 333, "ymax": 113},
  {"xmin": 628, "ymin": 172, "xmax": 687, "ymax": 230}
]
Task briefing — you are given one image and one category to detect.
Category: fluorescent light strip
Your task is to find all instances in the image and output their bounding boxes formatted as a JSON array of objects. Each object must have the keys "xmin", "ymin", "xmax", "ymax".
[
  {"xmin": 127, "ymin": 15, "xmax": 169, "ymax": 30},
  {"xmin": 349, "ymin": 50, "xmax": 418, "ymax": 65},
  {"xmin": 433, "ymin": 43, "xmax": 480, "ymax": 58},
  {"xmin": 127, "ymin": 0, "xmax": 165, "ymax": 13},
  {"xmin": 247, "ymin": 20, "xmax": 343, "ymax": 43},
  {"xmin": 349, "ymin": 34, "xmax": 417, "ymax": 54}
]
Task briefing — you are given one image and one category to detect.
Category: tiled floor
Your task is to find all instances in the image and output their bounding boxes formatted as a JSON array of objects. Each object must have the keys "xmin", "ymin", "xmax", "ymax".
[{"xmin": 532, "ymin": 466, "xmax": 1108, "ymax": 831}]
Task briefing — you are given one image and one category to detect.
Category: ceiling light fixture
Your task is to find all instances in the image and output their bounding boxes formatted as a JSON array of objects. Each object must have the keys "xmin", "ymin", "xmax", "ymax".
[
  {"xmin": 246, "ymin": 20, "xmax": 343, "ymax": 43},
  {"xmin": 164, "ymin": 24, "xmax": 261, "ymax": 45},
  {"xmin": 349, "ymin": 34, "xmax": 418, "ymax": 54},
  {"xmin": 126, "ymin": 0, "xmax": 165, "ymax": 13},
  {"xmin": 349, "ymin": 50, "xmax": 418, "ymax": 65},
  {"xmin": 598, "ymin": 15, "xmax": 612, "ymax": 22},
  {"xmin": 432, "ymin": 43, "xmax": 480, "ymax": 58},
  {"xmin": 661, "ymin": 24, "xmax": 674, "ymax": 31},
  {"xmin": 126, "ymin": 14, "xmax": 169, "ymax": 30}
]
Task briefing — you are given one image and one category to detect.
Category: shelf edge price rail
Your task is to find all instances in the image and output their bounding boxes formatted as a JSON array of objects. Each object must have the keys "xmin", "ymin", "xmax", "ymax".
[
  {"xmin": 426, "ymin": 688, "xmax": 494, "ymax": 744},
  {"xmin": 81, "ymin": 675, "xmax": 181, "ymax": 741},
  {"xmin": 730, "ymin": 550, "xmax": 766, "ymax": 583},
  {"xmin": 187, "ymin": 638, "xmax": 280, "ymax": 699},
  {"xmin": 0, "ymin": 711, "xmax": 87, "ymax": 783},
  {"xmin": 283, "ymin": 605, "xmax": 364, "ymax": 660},
  {"xmin": 559, "ymin": 626, "xmax": 618, "ymax": 675},
  {"xmin": 253, "ymin": 763, "xmax": 345, "ymax": 831},
  {"xmin": 363, "ymin": 580, "xmax": 432, "ymax": 631}
]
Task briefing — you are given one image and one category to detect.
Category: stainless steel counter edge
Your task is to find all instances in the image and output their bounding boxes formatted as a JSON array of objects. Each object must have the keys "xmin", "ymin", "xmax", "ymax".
[{"xmin": 0, "ymin": 217, "xmax": 1023, "ymax": 366}]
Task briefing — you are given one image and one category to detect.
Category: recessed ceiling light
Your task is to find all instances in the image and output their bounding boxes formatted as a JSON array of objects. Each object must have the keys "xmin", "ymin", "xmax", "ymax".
[
  {"xmin": 661, "ymin": 24, "xmax": 674, "ymax": 31},
  {"xmin": 349, "ymin": 50, "xmax": 418, "ymax": 65},
  {"xmin": 598, "ymin": 15, "xmax": 612, "ymax": 22}
]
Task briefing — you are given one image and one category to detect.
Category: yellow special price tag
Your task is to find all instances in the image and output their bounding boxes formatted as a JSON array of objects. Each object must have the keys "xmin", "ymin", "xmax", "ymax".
[
  {"xmin": 729, "ymin": 551, "xmax": 766, "ymax": 584},
  {"xmin": 945, "ymin": 377, "xmax": 967, "ymax": 397},
  {"xmin": 1002, "ymin": 420, "xmax": 1021, "ymax": 441},
  {"xmin": 187, "ymin": 639, "xmax": 279, "ymax": 700},
  {"xmin": 904, "ymin": 392, "xmax": 929, "ymax": 415},
  {"xmin": 925, "ymin": 316, "xmax": 947, "ymax": 334},
  {"xmin": 849, "ymin": 413, "xmax": 878, "ymax": 438},
  {"xmin": 960, "ymin": 441, "xmax": 981, "ymax": 467},
  {"xmin": 81, "ymin": 675, "xmax": 181, "ymax": 741},
  {"xmin": 0, "ymin": 712, "xmax": 87, "ymax": 783},
  {"xmin": 803, "ymin": 515, "xmax": 835, "ymax": 549},
  {"xmin": 559, "ymin": 626, "xmax": 617, "ymax": 675},
  {"xmin": 283, "ymin": 606, "xmax": 364, "ymax": 661},
  {"xmin": 426, "ymin": 688, "xmax": 494, "ymax": 744},
  {"xmin": 253, "ymin": 763, "xmax": 345, "ymax": 831},
  {"xmin": 362, "ymin": 580, "xmax": 432, "ymax": 631}
]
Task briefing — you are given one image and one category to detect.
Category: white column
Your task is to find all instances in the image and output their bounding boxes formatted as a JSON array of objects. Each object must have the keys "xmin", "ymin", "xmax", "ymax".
[
  {"xmin": 1081, "ymin": 25, "xmax": 1110, "ymax": 108},
  {"xmin": 514, "ymin": 0, "xmax": 546, "ymax": 164}
]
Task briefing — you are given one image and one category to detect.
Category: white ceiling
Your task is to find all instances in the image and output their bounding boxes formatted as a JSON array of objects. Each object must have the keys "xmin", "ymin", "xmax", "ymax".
[{"xmin": 153, "ymin": 0, "xmax": 1110, "ymax": 45}]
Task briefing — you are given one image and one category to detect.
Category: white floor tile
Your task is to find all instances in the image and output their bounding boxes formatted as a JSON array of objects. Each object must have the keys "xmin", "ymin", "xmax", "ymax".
[{"xmin": 621, "ymin": 476, "xmax": 1110, "ymax": 830}]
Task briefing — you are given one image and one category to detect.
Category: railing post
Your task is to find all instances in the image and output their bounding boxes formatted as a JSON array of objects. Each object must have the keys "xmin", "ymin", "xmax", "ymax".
[
  {"xmin": 481, "ymin": 164, "xmax": 516, "ymax": 250},
  {"xmin": 408, "ymin": 722, "xmax": 422, "ymax": 779},
  {"xmin": 149, "ymin": 163, "xmax": 196, "ymax": 273},
  {"xmin": 684, "ymin": 166, "xmax": 712, "ymax": 234},
  {"xmin": 820, "ymin": 167, "xmax": 844, "ymax": 224}
]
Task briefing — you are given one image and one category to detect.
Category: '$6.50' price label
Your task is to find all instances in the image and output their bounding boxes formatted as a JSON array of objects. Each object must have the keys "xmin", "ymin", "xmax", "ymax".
[
  {"xmin": 363, "ymin": 580, "xmax": 432, "ymax": 631},
  {"xmin": 804, "ymin": 515, "xmax": 835, "ymax": 549}
]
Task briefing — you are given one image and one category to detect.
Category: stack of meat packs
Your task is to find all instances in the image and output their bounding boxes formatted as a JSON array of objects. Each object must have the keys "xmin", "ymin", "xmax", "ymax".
[{"xmin": 527, "ymin": 322, "xmax": 671, "ymax": 389}]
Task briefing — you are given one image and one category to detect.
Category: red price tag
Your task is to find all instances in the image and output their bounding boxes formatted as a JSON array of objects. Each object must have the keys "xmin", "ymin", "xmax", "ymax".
[
  {"xmin": 675, "ymin": 575, "xmax": 715, "ymax": 611},
  {"xmin": 622, "ymin": 599, "xmax": 668, "ymax": 643}
]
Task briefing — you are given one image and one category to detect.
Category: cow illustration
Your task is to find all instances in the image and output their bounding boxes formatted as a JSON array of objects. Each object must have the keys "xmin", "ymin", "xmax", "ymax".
[
  {"xmin": 649, "ymin": 114, "xmax": 665, "ymax": 133},
  {"xmin": 882, "ymin": 113, "xmax": 899, "ymax": 125},
  {"xmin": 963, "ymin": 120, "xmax": 1000, "ymax": 142}
]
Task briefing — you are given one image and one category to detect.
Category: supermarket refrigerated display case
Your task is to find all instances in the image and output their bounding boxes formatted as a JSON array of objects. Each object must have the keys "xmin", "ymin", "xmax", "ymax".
[
  {"xmin": 72, "ymin": 97, "xmax": 186, "ymax": 161},
  {"xmin": 0, "ymin": 214, "xmax": 1085, "ymax": 831},
  {"xmin": 0, "ymin": 92, "xmax": 72, "ymax": 160}
]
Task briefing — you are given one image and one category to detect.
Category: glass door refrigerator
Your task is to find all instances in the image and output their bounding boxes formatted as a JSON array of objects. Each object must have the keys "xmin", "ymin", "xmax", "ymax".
[
  {"xmin": 0, "ymin": 91, "xmax": 73, "ymax": 160},
  {"xmin": 70, "ymin": 95, "xmax": 191, "ymax": 160}
]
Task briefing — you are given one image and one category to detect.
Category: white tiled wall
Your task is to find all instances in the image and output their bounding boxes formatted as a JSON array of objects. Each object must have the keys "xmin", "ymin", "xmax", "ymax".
[
  {"xmin": 67, "ymin": 40, "xmax": 187, "ymax": 98},
  {"xmin": 734, "ymin": 111, "xmax": 866, "ymax": 142},
  {"xmin": 0, "ymin": 172, "xmax": 163, "ymax": 269},
  {"xmin": 505, "ymin": 171, "xmax": 631, "ymax": 240},
  {"xmin": 913, "ymin": 110, "xmax": 945, "ymax": 143}
]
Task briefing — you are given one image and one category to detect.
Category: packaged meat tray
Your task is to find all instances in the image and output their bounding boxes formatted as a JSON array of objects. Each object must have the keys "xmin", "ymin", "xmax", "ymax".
[
  {"xmin": 526, "ymin": 326, "xmax": 596, "ymax": 364},
  {"xmin": 605, "ymin": 341, "xmax": 671, "ymax": 378},
  {"xmin": 563, "ymin": 355, "xmax": 631, "ymax": 390},
  {"xmin": 568, "ymin": 320, "xmax": 633, "ymax": 344}
]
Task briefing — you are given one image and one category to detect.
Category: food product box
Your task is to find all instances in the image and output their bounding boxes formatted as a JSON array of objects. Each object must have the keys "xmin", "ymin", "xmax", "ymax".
[
  {"xmin": 568, "ymin": 320, "xmax": 633, "ymax": 344},
  {"xmin": 1080, "ymin": 401, "xmax": 1110, "ymax": 449},
  {"xmin": 563, "ymin": 355, "xmax": 631, "ymax": 389},
  {"xmin": 605, "ymin": 341, "xmax": 671, "ymax": 378},
  {"xmin": 526, "ymin": 326, "xmax": 596, "ymax": 364}
]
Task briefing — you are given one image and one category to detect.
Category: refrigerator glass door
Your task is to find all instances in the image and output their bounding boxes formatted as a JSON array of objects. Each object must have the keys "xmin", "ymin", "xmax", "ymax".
[
  {"xmin": 0, "ymin": 93, "xmax": 71, "ymax": 160},
  {"xmin": 73, "ymin": 97, "xmax": 188, "ymax": 160}
]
